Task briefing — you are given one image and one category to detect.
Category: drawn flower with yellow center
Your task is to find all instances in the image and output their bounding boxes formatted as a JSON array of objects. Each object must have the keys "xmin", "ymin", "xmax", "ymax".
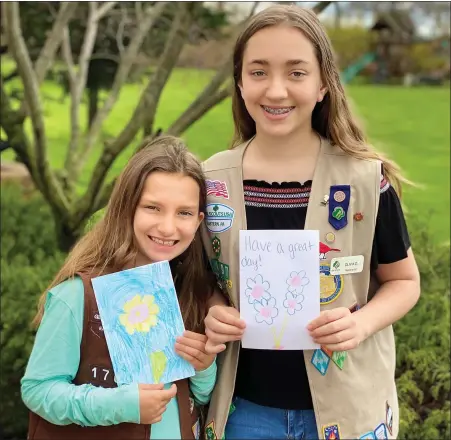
[{"xmin": 119, "ymin": 294, "xmax": 159, "ymax": 335}]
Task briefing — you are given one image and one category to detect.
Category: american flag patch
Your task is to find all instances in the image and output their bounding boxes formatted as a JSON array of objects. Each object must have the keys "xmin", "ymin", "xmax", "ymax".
[{"xmin": 206, "ymin": 179, "xmax": 229, "ymax": 199}]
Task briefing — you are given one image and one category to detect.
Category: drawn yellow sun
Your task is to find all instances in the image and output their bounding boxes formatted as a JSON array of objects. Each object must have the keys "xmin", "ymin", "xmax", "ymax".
[{"xmin": 119, "ymin": 294, "xmax": 159, "ymax": 335}]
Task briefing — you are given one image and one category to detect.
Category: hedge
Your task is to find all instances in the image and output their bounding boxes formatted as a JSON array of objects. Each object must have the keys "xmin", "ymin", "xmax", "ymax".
[{"xmin": 1, "ymin": 182, "xmax": 449, "ymax": 439}]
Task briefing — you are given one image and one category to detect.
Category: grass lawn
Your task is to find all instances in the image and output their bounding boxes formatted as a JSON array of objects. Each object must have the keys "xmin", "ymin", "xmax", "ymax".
[{"xmin": 2, "ymin": 68, "xmax": 450, "ymax": 243}]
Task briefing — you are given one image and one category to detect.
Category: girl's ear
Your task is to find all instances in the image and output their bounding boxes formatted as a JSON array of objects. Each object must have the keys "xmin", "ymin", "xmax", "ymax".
[
  {"xmin": 197, "ymin": 212, "xmax": 205, "ymax": 228},
  {"xmin": 317, "ymin": 85, "xmax": 328, "ymax": 103}
]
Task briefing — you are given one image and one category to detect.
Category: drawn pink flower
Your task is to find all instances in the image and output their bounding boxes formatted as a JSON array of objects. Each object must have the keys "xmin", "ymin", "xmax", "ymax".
[
  {"xmin": 283, "ymin": 291, "xmax": 304, "ymax": 315},
  {"xmin": 254, "ymin": 297, "xmax": 279, "ymax": 325},
  {"xmin": 245, "ymin": 274, "xmax": 271, "ymax": 305},
  {"xmin": 286, "ymin": 270, "xmax": 310, "ymax": 295}
]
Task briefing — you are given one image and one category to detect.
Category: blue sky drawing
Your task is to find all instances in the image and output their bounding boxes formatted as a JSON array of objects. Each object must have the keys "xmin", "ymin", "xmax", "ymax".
[{"xmin": 92, "ymin": 261, "xmax": 195, "ymax": 385}]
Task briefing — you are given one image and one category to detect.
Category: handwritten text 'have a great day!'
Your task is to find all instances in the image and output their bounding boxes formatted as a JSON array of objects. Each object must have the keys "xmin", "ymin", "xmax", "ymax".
[{"xmin": 241, "ymin": 235, "xmax": 315, "ymax": 271}]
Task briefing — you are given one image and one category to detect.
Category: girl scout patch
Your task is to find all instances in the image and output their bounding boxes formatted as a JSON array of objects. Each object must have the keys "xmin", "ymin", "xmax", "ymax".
[
  {"xmin": 386, "ymin": 401, "xmax": 393, "ymax": 435},
  {"xmin": 320, "ymin": 263, "xmax": 344, "ymax": 304},
  {"xmin": 311, "ymin": 348, "xmax": 330, "ymax": 375},
  {"xmin": 374, "ymin": 423, "xmax": 388, "ymax": 439},
  {"xmin": 206, "ymin": 203, "xmax": 234, "ymax": 233},
  {"xmin": 323, "ymin": 423, "xmax": 341, "ymax": 439},
  {"xmin": 205, "ymin": 420, "xmax": 217, "ymax": 439},
  {"xmin": 328, "ymin": 185, "xmax": 350, "ymax": 230}
]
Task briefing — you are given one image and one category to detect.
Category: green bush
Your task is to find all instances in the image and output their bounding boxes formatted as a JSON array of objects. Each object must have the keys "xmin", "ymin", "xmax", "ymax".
[
  {"xmin": 1, "ymin": 183, "xmax": 449, "ymax": 438},
  {"xmin": 1, "ymin": 183, "xmax": 64, "ymax": 439},
  {"xmin": 395, "ymin": 217, "xmax": 450, "ymax": 438}
]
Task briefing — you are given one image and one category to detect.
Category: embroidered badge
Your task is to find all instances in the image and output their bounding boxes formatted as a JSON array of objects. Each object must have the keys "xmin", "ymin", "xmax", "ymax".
[
  {"xmin": 333, "ymin": 190, "xmax": 346, "ymax": 202},
  {"xmin": 210, "ymin": 258, "xmax": 230, "ymax": 281},
  {"xmin": 192, "ymin": 419, "xmax": 200, "ymax": 439},
  {"xmin": 323, "ymin": 423, "xmax": 341, "ymax": 439},
  {"xmin": 331, "ymin": 351, "xmax": 347, "ymax": 369},
  {"xmin": 325, "ymin": 232, "xmax": 336, "ymax": 243},
  {"xmin": 319, "ymin": 242, "xmax": 340, "ymax": 260},
  {"xmin": 320, "ymin": 262, "xmax": 344, "ymax": 305},
  {"xmin": 386, "ymin": 401, "xmax": 393, "ymax": 435},
  {"xmin": 359, "ymin": 432, "xmax": 376, "ymax": 439},
  {"xmin": 354, "ymin": 212, "xmax": 364, "ymax": 221},
  {"xmin": 206, "ymin": 179, "xmax": 229, "ymax": 199},
  {"xmin": 211, "ymin": 235, "xmax": 221, "ymax": 258},
  {"xmin": 206, "ymin": 203, "xmax": 235, "ymax": 233},
  {"xmin": 311, "ymin": 348, "xmax": 330, "ymax": 375},
  {"xmin": 329, "ymin": 185, "xmax": 350, "ymax": 230},
  {"xmin": 321, "ymin": 345, "xmax": 333, "ymax": 358},
  {"xmin": 374, "ymin": 423, "xmax": 388, "ymax": 439},
  {"xmin": 205, "ymin": 420, "xmax": 217, "ymax": 440}
]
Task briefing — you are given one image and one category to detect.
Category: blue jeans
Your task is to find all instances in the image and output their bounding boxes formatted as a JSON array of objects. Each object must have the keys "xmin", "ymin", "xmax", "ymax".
[{"xmin": 225, "ymin": 397, "xmax": 319, "ymax": 440}]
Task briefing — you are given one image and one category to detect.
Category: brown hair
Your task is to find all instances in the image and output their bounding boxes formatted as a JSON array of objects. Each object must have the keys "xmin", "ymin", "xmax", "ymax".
[
  {"xmin": 231, "ymin": 4, "xmax": 408, "ymax": 195},
  {"xmin": 33, "ymin": 135, "xmax": 214, "ymax": 332}
]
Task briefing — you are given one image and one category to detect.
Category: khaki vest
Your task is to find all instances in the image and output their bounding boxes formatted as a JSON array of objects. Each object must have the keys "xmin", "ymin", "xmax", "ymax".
[
  {"xmin": 28, "ymin": 272, "xmax": 200, "ymax": 440},
  {"xmin": 200, "ymin": 138, "xmax": 398, "ymax": 440}
]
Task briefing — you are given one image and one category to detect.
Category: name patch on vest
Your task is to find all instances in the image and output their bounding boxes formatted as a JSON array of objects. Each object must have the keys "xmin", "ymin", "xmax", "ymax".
[
  {"xmin": 330, "ymin": 255, "xmax": 364, "ymax": 275},
  {"xmin": 206, "ymin": 203, "xmax": 234, "ymax": 233},
  {"xmin": 320, "ymin": 263, "xmax": 344, "ymax": 304}
]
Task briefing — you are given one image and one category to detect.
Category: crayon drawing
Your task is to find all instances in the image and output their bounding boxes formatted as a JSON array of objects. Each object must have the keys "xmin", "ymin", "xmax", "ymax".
[
  {"xmin": 92, "ymin": 261, "xmax": 195, "ymax": 385},
  {"xmin": 240, "ymin": 230, "xmax": 320, "ymax": 350}
]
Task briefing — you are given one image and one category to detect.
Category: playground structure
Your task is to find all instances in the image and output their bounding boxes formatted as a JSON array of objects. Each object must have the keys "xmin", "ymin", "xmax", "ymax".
[{"xmin": 341, "ymin": 10, "xmax": 450, "ymax": 85}]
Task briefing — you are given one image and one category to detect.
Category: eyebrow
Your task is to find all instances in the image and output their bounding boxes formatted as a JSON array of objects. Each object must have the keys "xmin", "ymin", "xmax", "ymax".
[
  {"xmin": 248, "ymin": 59, "xmax": 309, "ymax": 66},
  {"xmin": 141, "ymin": 199, "xmax": 198, "ymax": 210}
]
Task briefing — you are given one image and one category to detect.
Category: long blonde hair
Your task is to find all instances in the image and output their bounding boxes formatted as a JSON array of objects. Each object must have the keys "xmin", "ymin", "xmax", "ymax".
[
  {"xmin": 33, "ymin": 136, "xmax": 215, "ymax": 331},
  {"xmin": 231, "ymin": 4, "xmax": 408, "ymax": 195}
]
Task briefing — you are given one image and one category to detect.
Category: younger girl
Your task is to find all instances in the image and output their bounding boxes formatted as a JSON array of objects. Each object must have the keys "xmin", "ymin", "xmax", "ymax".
[
  {"xmin": 21, "ymin": 136, "xmax": 219, "ymax": 440},
  {"xmin": 200, "ymin": 5, "xmax": 420, "ymax": 440}
]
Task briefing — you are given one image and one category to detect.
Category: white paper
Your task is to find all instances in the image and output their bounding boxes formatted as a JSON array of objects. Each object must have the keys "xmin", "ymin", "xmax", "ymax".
[{"xmin": 239, "ymin": 230, "xmax": 320, "ymax": 350}]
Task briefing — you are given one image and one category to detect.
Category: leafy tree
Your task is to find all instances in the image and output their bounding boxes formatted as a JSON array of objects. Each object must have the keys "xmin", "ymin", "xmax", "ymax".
[{"xmin": 1, "ymin": 1, "xmax": 331, "ymax": 251}]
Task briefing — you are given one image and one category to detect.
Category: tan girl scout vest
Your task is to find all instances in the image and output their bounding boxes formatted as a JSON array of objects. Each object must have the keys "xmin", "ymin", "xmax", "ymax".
[{"xmin": 200, "ymin": 138, "xmax": 398, "ymax": 440}]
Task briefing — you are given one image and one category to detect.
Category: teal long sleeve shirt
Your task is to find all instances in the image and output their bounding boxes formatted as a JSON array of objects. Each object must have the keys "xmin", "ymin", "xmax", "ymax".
[{"xmin": 21, "ymin": 277, "xmax": 217, "ymax": 439}]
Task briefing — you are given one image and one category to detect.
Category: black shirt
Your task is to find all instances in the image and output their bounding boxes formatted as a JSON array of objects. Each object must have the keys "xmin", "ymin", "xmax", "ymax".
[{"xmin": 234, "ymin": 177, "xmax": 411, "ymax": 410}]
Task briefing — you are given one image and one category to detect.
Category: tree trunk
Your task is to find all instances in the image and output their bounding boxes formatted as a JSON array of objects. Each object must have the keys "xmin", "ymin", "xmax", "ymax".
[
  {"xmin": 88, "ymin": 86, "xmax": 99, "ymax": 129},
  {"xmin": 54, "ymin": 216, "xmax": 86, "ymax": 252}
]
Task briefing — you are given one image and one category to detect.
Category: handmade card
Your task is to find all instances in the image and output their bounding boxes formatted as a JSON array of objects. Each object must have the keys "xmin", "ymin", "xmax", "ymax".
[
  {"xmin": 92, "ymin": 261, "xmax": 195, "ymax": 385},
  {"xmin": 239, "ymin": 230, "xmax": 321, "ymax": 350}
]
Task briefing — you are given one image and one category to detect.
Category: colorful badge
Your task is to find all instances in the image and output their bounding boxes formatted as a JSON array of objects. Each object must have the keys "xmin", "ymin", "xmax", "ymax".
[
  {"xmin": 206, "ymin": 203, "xmax": 234, "ymax": 233},
  {"xmin": 211, "ymin": 236, "xmax": 221, "ymax": 258},
  {"xmin": 192, "ymin": 419, "xmax": 200, "ymax": 439},
  {"xmin": 386, "ymin": 401, "xmax": 393, "ymax": 435},
  {"xmin": 331, "ymin": 351, "xmax": 347, "ymax": 369},
  {"xmin": 328, "ymin": 185, "xmax": 350, "ymax": 230},
  {"xmin": 319, "ymin": 242, "xmax": 341, "ymax": 260},
  {"xmin": 229, "ymin": 401, "xmax": 236, "ymax": 416},
  {"xmin": 311, "ymin": 348, "xmax": 330, "ymax": 375},
  {"xmin": 321, "ymin": 345, "xmax": 333, "ymax": 358},
  {"xmin": 206, "ymin": 179, "xmax": 229, "ymax": 199},
  {"xmin": 323, "ymin": 423, "xmax": 341, "ymax": 440},
  {"xmin": 210, "ymin": 258, "xmax": 230, "ymax": 281},
  {"xmin": 205, "ymin": 420, "xmax": 217, "ymax": 440},
  {"xmin": 359, "ymin": 432, "xmax": 376, "ymax": 439},
  {"xmin": 320, "ymin": 262, "xmax": 344, "ymax": 304},
  {"xmin": 374, "ymin": 423, "xmax": 388, "ymax": 439}
]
